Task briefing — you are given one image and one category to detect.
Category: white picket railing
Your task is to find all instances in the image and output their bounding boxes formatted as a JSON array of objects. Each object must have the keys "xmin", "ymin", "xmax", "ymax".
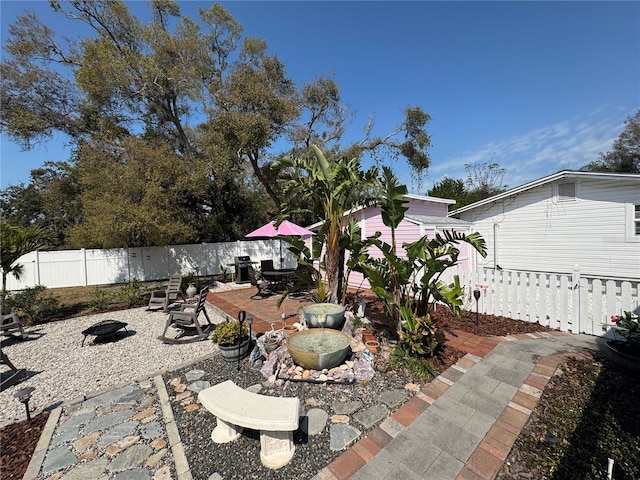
[{"xmin": 465, "ymin": 267, "xmax": 639, "ymax": 336}]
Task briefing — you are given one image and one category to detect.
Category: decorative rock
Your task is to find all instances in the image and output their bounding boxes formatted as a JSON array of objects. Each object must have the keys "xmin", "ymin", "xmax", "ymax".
[
  {"xmin": 139, "ymin": 396, "xmax": 156, "ymax": 410},
  {"xmin": 146, "ymin": 447, "xmax": 168, "ymax": 467},
  {"xmin": 187, "ymin": 380, "xmax": 211, "ymax": 392},
  {"xmin": 140, "ymin": 415, "xmax": 157, "ymax": 424},
  {"xmin": 57, "ymin": 458, "xmax": 109, "ymax": 480},
  {"xmin": 139, "ymin": 379, "xmax": 152, "ymax": 389},
  {"xmin": 180, "ymin": 397, "xmax": 194, "ymax": 406},
  {"xmin": 78, "ymin": 446, "xmax": 98, "ymax": 462},
  {"xmin": 170, "ymin": 377, "xmax": 182, "ymax": 387},
  {"xmin": 293, "ymin": 374, "xmax": 303, "ymax": 380},
  {"xmin": 106, "ymin": 435, "xmax": 140, "ymax": 457},
  {"xmin": 132, "ymin": 408, "xmax": 155, "ymax": 421},
  {"xmin": 305, "ymin": 408, "xmax": 329, "ymax": 435},
  {"xmin": 378, "ymin": 389, "xmax": 408, "ymax": 408},
  {"xmin": 185, "ymin": 369, "xmax": 205, "ymax": 382},
  {"xmin": 72, "ymin": 431, "xmax": 100, "ymax": 453},
  {"xmin": 114, "ymin": 468, "xmax": 151, "ymax": 480},
  {"xmin": 108, "ymin": 444, "xmax": 153, "ymax": 472},
  {"xmin": 302, "ymin": 370, "xmax": 310, "ymax": 379},
  {"xmin": 246, "ymin": 384, "xmax": 262, "ymax": 394},
  {"xmin": 154, "ymin": 465, "xmax": 172, "ymax": 480},
  {"xmin": 97, "ymin": 421, "xmax": 138, "ymax": 449},
  {"xmin": 185, "ymin": 404, "xmax": 199, "ymax": 412},
  {"xmin": 345, "ymin": 360, "xmax": 354, "ymax": 368},
  {"xmin": 405, "ymin": 383, "xmax": 420, "ymax": 393},
  {"xmin": 175, "ymin": 391, "xmax": 191, "ymax": 401},
  {"xmin": 330, "ymin": 414, "xmax": 350, "ymax": 424},
  {"xmin": 141, "ymin": 422, "xmax": 163, "ymax": 440},
  {"xmin": 150, "ymin": 437, "xmax": 167, "ymax": 451},
  {"xmin": 174, "ymin": 384, "xmax": 187, "ymax": 393},
  {"xmin": 333, "ymin": 400, "xmax": 363, "ymax": 415},
  {"xmin": 354, "ymin": 404, "xmax": 388, "ymax": 429},
  {"xmin": 318, "ymin": 374, "xmax": 328, "ymax": 382},
  {"xmin": 329, "ymin": 423, "xmax": 361, "ymax": 451},
  {"xmin": 305, "ymin": 398, "xmax": 325, "ymax": 407}
]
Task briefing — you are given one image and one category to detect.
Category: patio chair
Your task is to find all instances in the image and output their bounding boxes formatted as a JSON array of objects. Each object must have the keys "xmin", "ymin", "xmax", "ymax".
[
  {"xmin": 1, "ymin": 313, "xmax": 27, "ymax": 340},
  {"xmin": 158, "ymin": 286, "xmax": 214, "ymax": 344},
  {"xmin": 248, "ymin": 266, "xmax": 272, "ymax": 299},
  {"xmin": 260, "ymin": 259, "xmax": 275, "ymax": 273},
  {"xmin": 147, "ymin": 274, "xmax": 186, "ymax": 312}
]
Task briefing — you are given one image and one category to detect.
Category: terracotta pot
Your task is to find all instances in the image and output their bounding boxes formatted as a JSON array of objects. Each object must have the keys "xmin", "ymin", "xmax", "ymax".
[
  {"xmin": 284, "ymin": 326, "xmax": 298, "ymax": 336},
  {"xmin": 362, "ymin": 332, "xmax": 376, "ymax": 344},
  {"xmin": 365, "ymin": 340, "xmax": 380, "ymax": 354}
]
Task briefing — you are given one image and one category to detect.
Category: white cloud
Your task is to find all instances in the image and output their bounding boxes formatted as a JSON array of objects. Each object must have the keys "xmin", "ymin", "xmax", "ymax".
[{"xmin": 428, "ymin": 107, "xmax": 630, "ymax": 191}]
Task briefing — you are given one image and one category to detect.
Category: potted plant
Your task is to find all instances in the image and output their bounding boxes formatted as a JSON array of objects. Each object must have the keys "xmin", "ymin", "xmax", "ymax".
[
  {"xmin": 607, "ymin": 311, "xmax": 640, "ymax": 373},
  {"xmin": 211, "ymin": 321, "xmax": 251, "ymax": 362}
]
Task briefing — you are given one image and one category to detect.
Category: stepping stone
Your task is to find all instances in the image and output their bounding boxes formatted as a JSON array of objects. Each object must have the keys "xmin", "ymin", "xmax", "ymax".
[
  {"xmin": 353, "ymin": 404, "xmax": 388, "ymax": 429},
  {"xmin": 108, "ymin": 444, "xmax": 153, "ymax": 472},
  {"xmin": 58, "ymin": 458, "xmax": 109, "ymax": 480},
  {"xmin": 83, "ymin": 384, "xmax": 138, "ymax": 409},
  {"xmin": 187, "ymin": 380, "xmax": 211, "ymax": 392},
  {"xmin": 42, "ymin": 445, "xmax": 77, "ymax": 475},
  {"xmin": 84, "ymin": 409, "xmax": 135, "ymax": 434},
  {"xmin": 329, "ymin": 423, "xmax": 361, "ymax": 451},
  {"xmin": 378, "ymin": 389, "xmax": 408, "ymax": 408},
  {"xmin": 333, "ymin": 400, "xmax": 363, "ymax": 415},
  {"xmin": 114, "ymin": 468, "xmax": 151, "ymax": 479},
  {"xmin": 185, "ymin": 369, "xmax": 205, "ymax": 382},
  {"xmin": 97, "ymin": 421, "xmax": 139, "ymax": 449},
  {"xmin": 141, "ymin": 421, "xmax": 164, "ymax": 440},
  {"xmin": 302, "ymin": 408, "xmax": 328, "ymax": 436}
]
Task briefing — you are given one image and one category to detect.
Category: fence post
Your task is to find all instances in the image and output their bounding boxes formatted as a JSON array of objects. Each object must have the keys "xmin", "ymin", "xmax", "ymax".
[
  {"xmin": 81, "ymin": 248, "xmax": 88, "ymax": 287},
  {"xmin": 572, "ymin": 265, "xmax": 581, "ymax": 333}
]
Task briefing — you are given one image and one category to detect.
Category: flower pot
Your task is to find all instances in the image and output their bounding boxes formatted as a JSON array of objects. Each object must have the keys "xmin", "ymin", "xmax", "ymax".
[
  {"xmin": 362, "ymin": 332, "xmax": 376, "ymax": 344},
  {"xmin": 365, "ymin": 340, "xmax": 380, "ymax": 354},
  {"xmin": 218, "ymin": 337, "xmax": 251, "ymax": 362},
  {"xmin": 283, "ymin": 326, "xmax": 298, "ymax": 337},
  {"xmin": 264, "ymin": 338, "xmax": 279, "ymax": 353},
  {"xmin": 606, "ymin": 340, "xmax": 640, "ymax": 374}
]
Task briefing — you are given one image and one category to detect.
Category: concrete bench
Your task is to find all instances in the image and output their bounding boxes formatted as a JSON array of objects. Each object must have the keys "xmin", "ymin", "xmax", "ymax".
[{"xmin": 198, "ymin": 380, "xmax": 300, "ymax": 469}]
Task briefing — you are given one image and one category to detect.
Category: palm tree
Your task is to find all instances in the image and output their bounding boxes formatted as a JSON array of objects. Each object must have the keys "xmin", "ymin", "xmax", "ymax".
[
  {"xmin": 1, "ymin": 222, "xmax": 49, "ymax": 312},
  {"xmin": 273, "ymin": 145, "xmax": 377, "ymax": 303}
]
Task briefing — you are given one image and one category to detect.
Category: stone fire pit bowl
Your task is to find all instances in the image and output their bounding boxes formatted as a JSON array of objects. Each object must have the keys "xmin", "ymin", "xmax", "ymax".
[
  {"xmin": 302, "ymin": 303, "xmax": 346, "ymax": 329},
  {"xmin": 286, "ymin": 329, "xmax": 351, "ymax": 370}
]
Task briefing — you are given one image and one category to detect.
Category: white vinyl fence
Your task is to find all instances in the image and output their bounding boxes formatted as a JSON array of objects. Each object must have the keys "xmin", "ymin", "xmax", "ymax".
[
  {"xmin": 466, "ymin": 267, "xmax": 639, "ymax": 337},
  {"xmin": 5, "ymin": 239, "xmax": 293, "ymax": 291}
]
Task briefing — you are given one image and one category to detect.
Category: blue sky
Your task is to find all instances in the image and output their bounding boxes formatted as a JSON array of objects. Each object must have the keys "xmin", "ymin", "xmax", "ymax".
[{"xmin": 1, "ymin": 1, "xmax": 638, "ymax": 193}]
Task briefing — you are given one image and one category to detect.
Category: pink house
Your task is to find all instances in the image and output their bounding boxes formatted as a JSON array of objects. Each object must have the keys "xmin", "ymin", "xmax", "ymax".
[{"xmin": 311, "ymin": 194, "xmax": 476, "ymax": 290}]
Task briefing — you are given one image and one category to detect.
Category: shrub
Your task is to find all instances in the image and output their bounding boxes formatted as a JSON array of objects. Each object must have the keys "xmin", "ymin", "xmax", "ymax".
[
  {"xmin": 89, "ymin": 287, "xmax": 111, "ymax": 312},
  {"xmin": 119, "ymin": 278, "xmax": 143, "ymax": 307},
  {"xmin": 210, "ymin": 321, "xmax": 249, "ymax": 346},
  {"xmin": 4, "ymin": 285, "xmax": 60, "ymax": 324},
  {"xmin": 390, "ymin": 343, "xmax": 438, "ymax": 381}
]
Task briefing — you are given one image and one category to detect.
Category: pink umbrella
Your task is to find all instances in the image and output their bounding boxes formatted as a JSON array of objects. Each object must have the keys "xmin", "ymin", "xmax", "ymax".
[
  {"xmin": 246, "ymin": 220, "xmax": 314, "ymax": 269},
  {"xmin": 246, "ymin": 220, "xmax": 314, "ymax": 238}
]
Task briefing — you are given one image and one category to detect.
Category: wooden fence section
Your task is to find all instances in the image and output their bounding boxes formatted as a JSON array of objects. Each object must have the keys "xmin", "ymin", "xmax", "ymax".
[{"xmin": 467, "ymin": 267, "xmax": 639, "ymax": 336}]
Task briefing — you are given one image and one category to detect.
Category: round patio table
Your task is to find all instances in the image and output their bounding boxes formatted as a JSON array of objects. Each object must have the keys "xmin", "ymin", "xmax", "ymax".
[{"xmin": 81, "ymin": 320, "xmax": 128, "ymax": 346}]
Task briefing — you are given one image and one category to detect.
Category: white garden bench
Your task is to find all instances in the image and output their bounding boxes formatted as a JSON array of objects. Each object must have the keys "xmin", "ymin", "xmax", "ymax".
[{"xmin": 198, "ymin": 380, "xmax": 300, "ymax": 469}]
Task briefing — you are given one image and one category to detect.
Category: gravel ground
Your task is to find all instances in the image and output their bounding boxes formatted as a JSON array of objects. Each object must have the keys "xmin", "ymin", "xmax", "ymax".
[
  {"xmin": 0, "ymin": 304, "xmax": 227, "ymax": 424},
  {"xmin": 164, "ymin": 344, "xmax": 418, "ymax": 480}
]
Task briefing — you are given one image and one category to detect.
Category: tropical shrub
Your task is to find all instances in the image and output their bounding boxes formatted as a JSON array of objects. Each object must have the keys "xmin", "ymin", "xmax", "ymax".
[
  {"xmin": 119, "ymin": 278, "xmax": 143, "ymax": 307},
  {"xmin": 89, "ymin": 287, "xmax": 111, "ymax": 312},
  {"xmin": 4, "ymin": 285, "xmax": 60, "ymax": 324}
]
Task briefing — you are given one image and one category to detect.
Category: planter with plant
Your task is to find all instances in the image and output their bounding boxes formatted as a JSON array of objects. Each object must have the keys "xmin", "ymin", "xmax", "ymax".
[
  {"xmin": 211, "ymin": 321, "xmax": 251, "ymax": 362},
  {"xmin": 607, "ymin": 311, "xmax": 640, "ymax": 372}
]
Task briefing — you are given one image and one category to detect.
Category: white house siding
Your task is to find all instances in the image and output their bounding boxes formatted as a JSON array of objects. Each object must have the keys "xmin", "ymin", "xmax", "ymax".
[{"xmin": 456, "ymin": 177, "xmax": 640, "ymax": 281}]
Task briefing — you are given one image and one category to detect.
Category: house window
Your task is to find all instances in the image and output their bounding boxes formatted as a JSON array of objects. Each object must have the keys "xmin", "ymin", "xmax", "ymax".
[
  {"xmin": 635, "ymin": 205, "xmax": 640, "ymax": 235},
  {"xmin": 558, "ymin": 181, "xmax": 576, "ymax": 201}
]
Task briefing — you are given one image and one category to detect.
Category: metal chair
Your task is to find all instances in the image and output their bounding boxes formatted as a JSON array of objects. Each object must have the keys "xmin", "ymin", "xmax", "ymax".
[
  {"xmin": 158, "ymin": 286, "xmax": 214, "ymax": 344},
  {"xmin": 248, "ymin": 266, "xmax": 273, "ymax": 299}
]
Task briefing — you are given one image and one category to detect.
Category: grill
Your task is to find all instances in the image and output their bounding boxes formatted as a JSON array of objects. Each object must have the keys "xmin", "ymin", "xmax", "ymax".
[{"xmin": 234, "ymin": 255, "xmax": 253, "ymax": 284}]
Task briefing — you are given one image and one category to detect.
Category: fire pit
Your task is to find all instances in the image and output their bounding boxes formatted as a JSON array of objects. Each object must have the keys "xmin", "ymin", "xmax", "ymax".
[{"xmin": 81, "ymin": 320, "xmax": 128, "ymax": 346}]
